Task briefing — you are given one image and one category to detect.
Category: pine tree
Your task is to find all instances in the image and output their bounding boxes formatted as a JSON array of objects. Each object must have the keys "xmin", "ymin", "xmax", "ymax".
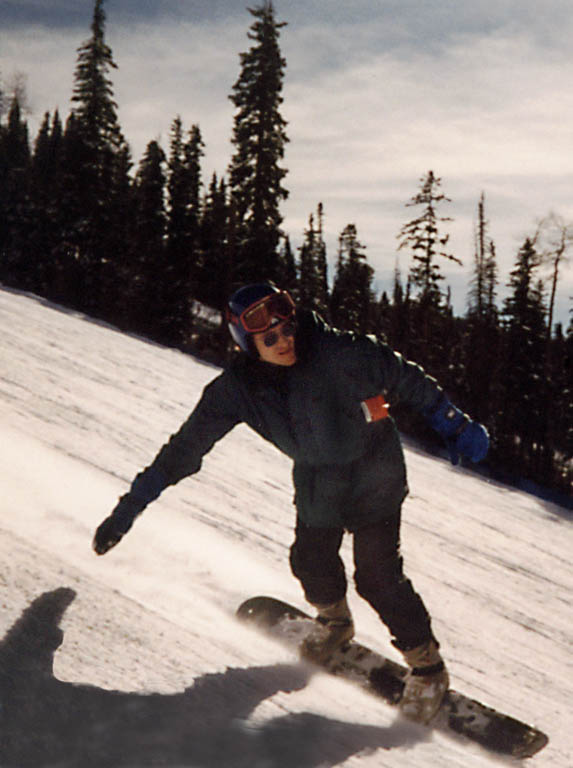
[
  {"xmin": 130, "ymin": 140, "xmax": 167, "ymax": 337},
  {"xmin": 496, "ymin": 238, "xmax": 547, "ymax": 477},
  {"xmin": 463, "ymin": 193, "xmax": 500, "ymax": 424},
  {"xmin": 396, "ymin": 170, "xmax": 461, "ymax": 372},
  {"xmin": 298, "ymin": 203, "xmax": 328, "ymax": 315},
  {"xmin": 276, "ymin": 235, "xmax": 297, "ymax": 294},
  {"xmin": 67, "ymin": 0, "xmax": 130, "ymax": 315},
  {"xmin": 330, "ymin": 224, "xmax": 374, "ymax": 334},
  {"xmin": 563, "ymin": 311, "xmax": 573, "ymax": 480},
  {"xmin": 199, "ymin": 173, "xmax": 231, "ymax": 309},
  {"xmin": 164, "ymin": 118, "xmax": 205, "ymax": 343},
  {"xmin": 183, "ymin": 124, "xmax": 205, "ymax": 282},
  {"xmin": 373, "ymin": 291, "xmax": 391, "ymax": 342},
  {"xmin": 103, "ymin": 142, "xmax": 134, "ymax": 323},
  {"xmin": 387, "ymin": 265, "xmax": 411, "ymax": 353},
  {"xmin": 469, "ymin": 192, "xmax": 488, "ymax": 319},
  {"xmin": 29, "ymin": 111, "xmax": 65, "ymax": 295},
  {"xmin": 484, "ymin": 241, "xmax": 499, "ymax": 324},
  {"xmin": 71, "ymin": 0, "xmax": 124, "ymax": 157},
  {"xmin": 228, "ymin": 1, "xmax": 288, "ymax": 283},
  {"xmin": 32, "ymin": 111, "xmax": 63, "ymax": 188},
  {"xmin": 547, "ymin": 321, "xmax": 573, "ymax": 494},
  {"xmin": 49, "ymin": 113, "xmax": 83, "ymax": 306},
  {"xmin": 3, "ymin": 97, "xmax": 29, "ymax": 170},
  {"xmin": 0, "ymin": 96, "xmax": 31, "ymax": 288},
  {"xmin": 397, "ymin": 170, "xmax": 460, "ymax": 304},
  {"xmin": 166, "ymin": 117, "xmax": 187, "ymax": 270}
]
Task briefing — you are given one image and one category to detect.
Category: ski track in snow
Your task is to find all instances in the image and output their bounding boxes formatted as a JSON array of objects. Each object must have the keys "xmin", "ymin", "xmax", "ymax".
[{"xmin": 0, "ymin": 286, "xmax": 571, "ymax": 767}]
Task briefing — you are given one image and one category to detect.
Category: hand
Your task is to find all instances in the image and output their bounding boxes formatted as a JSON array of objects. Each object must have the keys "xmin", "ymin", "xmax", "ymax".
[
  {"xmin": 447, "ymin": 419, "xmax": 489, "ymax": 466},
  {"xmin": 426, "ymin": 397, "xmax": 489, "ymax": 466},
  {"xmin": 93, "ymin": 515, "xmax": 124, "ymax": 555},
  {"xmin": 92, "ymin": 485, "xmax": 152, "ymax": 555}
]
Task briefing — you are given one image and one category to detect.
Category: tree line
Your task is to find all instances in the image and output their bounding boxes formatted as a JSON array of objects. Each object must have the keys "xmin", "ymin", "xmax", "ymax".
[{"xmin": 0, "ymin": 0, "xmax": 571, "ymax": 501}]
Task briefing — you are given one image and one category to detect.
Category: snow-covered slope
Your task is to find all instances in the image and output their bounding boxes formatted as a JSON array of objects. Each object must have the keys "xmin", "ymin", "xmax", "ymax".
[{"xmin": 0, "ymin": 286, "xmax": 570, "ymax": 767}]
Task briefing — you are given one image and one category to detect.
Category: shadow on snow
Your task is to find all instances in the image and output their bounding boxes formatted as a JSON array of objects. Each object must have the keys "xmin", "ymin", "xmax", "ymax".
[{"xmin": 0, "ymin": 588, "xmax": 429, "ymax": 767}]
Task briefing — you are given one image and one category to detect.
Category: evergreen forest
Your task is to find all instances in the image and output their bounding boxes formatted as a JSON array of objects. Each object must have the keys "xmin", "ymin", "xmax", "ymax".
[{"xmin": 1, "ymin": 1, "xmax": 572, "ymax": 502}]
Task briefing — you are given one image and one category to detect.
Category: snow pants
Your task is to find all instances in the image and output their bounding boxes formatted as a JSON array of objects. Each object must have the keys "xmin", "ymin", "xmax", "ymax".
[{"xmin": 289, "ymin": 512, "xmax": 435, "ymax": 650}]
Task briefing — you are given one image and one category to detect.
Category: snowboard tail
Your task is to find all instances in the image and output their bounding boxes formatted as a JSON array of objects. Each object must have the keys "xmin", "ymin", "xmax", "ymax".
[{"xmin": 237, "ymin": 596, "xmax": 548, "ymax": 759}]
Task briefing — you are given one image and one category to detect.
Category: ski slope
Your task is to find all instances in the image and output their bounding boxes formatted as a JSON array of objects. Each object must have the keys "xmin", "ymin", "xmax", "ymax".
[{"xmin": 0, "ymin": 286, "xmax": 570, "ymax": 767}]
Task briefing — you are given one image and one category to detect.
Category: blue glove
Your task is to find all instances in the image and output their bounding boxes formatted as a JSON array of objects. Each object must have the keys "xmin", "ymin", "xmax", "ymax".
[{"xmin": 425, "ymin": 397, "xmax": 489, "ymax": 466}]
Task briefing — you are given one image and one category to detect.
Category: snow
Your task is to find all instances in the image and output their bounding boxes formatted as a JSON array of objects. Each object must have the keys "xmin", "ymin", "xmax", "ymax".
[{"xmin": 0, "ymin": 285, "xmax": 571, "ymax": 767}]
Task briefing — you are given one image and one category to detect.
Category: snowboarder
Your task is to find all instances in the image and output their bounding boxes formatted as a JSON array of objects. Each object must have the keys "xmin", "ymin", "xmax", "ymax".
[{"xmin": 93, "ymin": 283, "xmax": 489, "ymax": 724}]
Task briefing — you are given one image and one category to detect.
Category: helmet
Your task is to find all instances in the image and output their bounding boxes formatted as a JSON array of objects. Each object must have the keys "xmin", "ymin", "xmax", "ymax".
[{"xmin": 227, "ymin": 283, "xmax": 295, "ymax": 354}]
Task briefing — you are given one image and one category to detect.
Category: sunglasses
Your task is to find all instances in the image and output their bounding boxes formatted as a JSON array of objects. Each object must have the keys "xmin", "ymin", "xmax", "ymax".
[
  {"xmin": 261, "ymin": 318, "xmax": 297, "ymax": 348},
  {"xmin": 239, "ymin": 291, "xmax": 295, "ymax": 333}
]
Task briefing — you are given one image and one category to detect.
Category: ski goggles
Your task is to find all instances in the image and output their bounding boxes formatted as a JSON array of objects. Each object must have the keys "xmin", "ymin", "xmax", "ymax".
[{"xmin": 235, "ymin": 290, "xmax": 295, "ymax": 334}]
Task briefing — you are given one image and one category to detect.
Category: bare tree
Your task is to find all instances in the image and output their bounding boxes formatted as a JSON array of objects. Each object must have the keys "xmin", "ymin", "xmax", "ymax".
[
  {"xmin": 3, "ymin": 71, "xmax": 31, "ymax": 116},
  {"xmin": 533, "ymin": 211, "xmax": 573, "ymax": 340}
]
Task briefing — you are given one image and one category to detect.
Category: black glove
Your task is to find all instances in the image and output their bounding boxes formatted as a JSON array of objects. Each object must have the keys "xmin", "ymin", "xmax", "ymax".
[
  {"xmin": 93, "ymin": 466, "xmax": 167, "ymax": 555},
  {"xmin": 93, "ymin": 515, "xmax": 125, "ymax": 555},
  {"xmin": 92, "ymin": 495, "xmax": 138, "ymax": 555}
]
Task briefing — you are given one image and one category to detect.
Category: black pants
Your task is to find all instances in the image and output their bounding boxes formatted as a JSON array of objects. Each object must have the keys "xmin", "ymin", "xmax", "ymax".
[{"xmin": 289, "ymin": 514, "xmax": 434, "ymax": 650}]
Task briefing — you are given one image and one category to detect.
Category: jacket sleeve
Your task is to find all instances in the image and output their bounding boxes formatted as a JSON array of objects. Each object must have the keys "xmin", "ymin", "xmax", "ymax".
[
  {"xmin": 122, "ymin": 371, "xmax": 242, "ymax": 515},
  {"xmin": 151, "ymin": 371, "xmax": 242, "ymax": 485},
  {"xmin": 370, "ymin": 338, "xmax": 443, "ymax": 413}
]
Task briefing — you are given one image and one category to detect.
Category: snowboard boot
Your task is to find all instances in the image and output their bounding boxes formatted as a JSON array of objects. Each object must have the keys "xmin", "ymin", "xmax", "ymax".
[
  {"xmin": 398, "ymin": 638, "xmax": 449, "ymax": 724},
  {"xmin": 301, "ymin": 597, "xmax": 355, "ymax": 664}
]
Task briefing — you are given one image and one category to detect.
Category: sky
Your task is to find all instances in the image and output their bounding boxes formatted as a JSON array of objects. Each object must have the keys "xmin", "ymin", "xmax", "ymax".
[{"xmin": 1, "ymin": 0, "xmax": 573, "ymax": 326}]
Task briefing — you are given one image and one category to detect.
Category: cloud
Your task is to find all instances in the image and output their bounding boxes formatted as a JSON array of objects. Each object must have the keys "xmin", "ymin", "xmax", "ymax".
[
  {"xmin": 278, "ymin": 17, "xmax": 573, "ymax": 319},
  {"xmin": 285, "ymin": 26, "xmax": 573, "ymax": 176},
  {"xmin": 0, "ymin": 0, "xmax": 90, "ymax": 30},
  {"xmin": 1, "ymin": 1, "xmax": 572, "ymax": 323},
  {"xmin": 0, "ymin": 28, "xmax": 78, "ymax": 118},
  {"xmin": 110, "ymin": 18, "xmax": 245, "ymax": 167},
  {"xmin": 0, "ymin": 0, "xmax": 251, "ymax": 30}
]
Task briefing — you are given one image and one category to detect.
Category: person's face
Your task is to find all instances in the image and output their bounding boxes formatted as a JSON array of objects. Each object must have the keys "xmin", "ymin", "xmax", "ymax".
[{"xmin": 253, "ymin": 319, "xmax": 297, "ymax": 366}]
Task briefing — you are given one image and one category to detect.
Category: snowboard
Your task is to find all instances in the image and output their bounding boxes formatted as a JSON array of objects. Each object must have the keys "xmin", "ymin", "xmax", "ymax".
[{"xmin": 237, "ymin": 596, "xmax": 548, "ymax": 759}]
